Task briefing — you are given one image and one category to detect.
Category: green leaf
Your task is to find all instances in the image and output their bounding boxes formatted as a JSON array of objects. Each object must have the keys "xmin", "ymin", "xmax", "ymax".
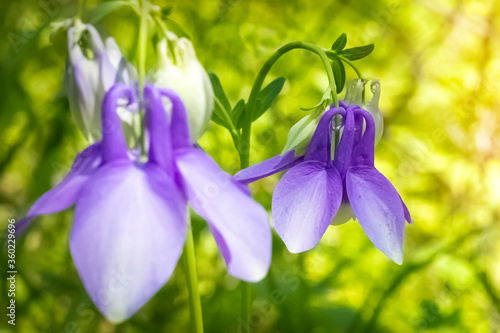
[
  {"xmin": 88, "ymin": 1, "xmax": 139, "ymax": 24},
  {"xmin": 161, "ymin": 5, "xmax": 174, "ymax": 17},
  {"xmin": 164, "ymin": 18, "xmax": 192, "ymax": 40},
  {"xmin": 209, "ymin": 73, "xmax": 234, "ymax": 131},
  {"xmin": 331, "ymin": 33, "xmax": 347, "ymax": 52},
  {"xmin": 232, "ymin": 99, "xmax": 246, "ymax": 128},
  {"xmin": 210, "ymin": 111, "xmax": 229, "ymax": 128},
  {"xmin": 340, "ymin": 44, "xmax": 374, "ymax": 61},
  {"xmin": 325, "ymin": 51, "xmax": 337, "ymax": 61},
  {"xmin": 209, "ymin": 73, "xmax": 232, "ymax": 113},
  {"xmin": 331, "ymin": 57, "xmax": 346, "ymax": 94},
  {"xmin": 252, "ymin": 77, "xmax": 285, "ymax": 122}
]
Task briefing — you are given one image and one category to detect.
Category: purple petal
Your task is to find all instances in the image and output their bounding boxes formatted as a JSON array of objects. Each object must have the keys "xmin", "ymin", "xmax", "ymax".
[
  {"xmin": 346, "ymin": 166, "xmax": 405, "ymax": 264},
  {"xmin": 175, "ymin": 148, "xmax": 271, "ymax": 282},
  {"xmin": 333, "ymin": 105, "xmax": 355, "ymax": 177},
  {"xmin": 71, "ymin": 162, "xmax": 186, "ymax": 323},
  {"xmin": 304, "ymin": 108, "xmax": 344, "ymax": 164},
  {"xmin": 351, "ymin": 109, "xmax": 376, "ymax": 167},
  {"xmin": 16, "ymin": 143, "xmax": 102, "ymax": 235},
  {"xmin": 158, "ymin": 88, "xmax": 192, "ymax": 149},
  {"xmin": 401, "ymin": 196, "xmax": 412, "ymax": 223},
  {"xmin": 272, "ymin": 161, "xmax": 343, "ymax": 253},
  {"xmin": 233, "ymin": 150, "xmax": 303, "ymax": 184},
  {"xmin": 144, "ymin": 85, "xmax": 174, "ymax": 175},
  {"xmin": 101, "ymin": 84, "xmax": 135, "ymax": 163}
]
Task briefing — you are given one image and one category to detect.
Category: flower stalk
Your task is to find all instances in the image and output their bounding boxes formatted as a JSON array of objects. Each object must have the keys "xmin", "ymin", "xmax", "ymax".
[
  {"xmin": 137, "ymin": 0, "xmax": 148, "ymax": 155},
  {"xmin": 183, "ymin": 218, "xmax": 204, "ymax": 333},
  {"xmin": 239, "ymin": 41, "xmax": 338, "ymax": 169},
  {"xmin": 236, "ymin": 40, "xmax": 339, "ymax": 326}
]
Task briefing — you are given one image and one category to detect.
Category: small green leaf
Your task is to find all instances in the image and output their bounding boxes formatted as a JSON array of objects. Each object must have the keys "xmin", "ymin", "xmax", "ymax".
[
  {"xmin": 88, "ymin": 1, "xmax": 139, "ymax": 24},
  {"xmin": 331, "ymin": 33, "xmax": 347, "ymax": 52},
  {"xmin": 209, "ymin": 73, "xmax": 232, "ymax": 113},
  {"xmin": 340, "ymin": 44, "xmax": 374, "ymax": 61},
  {"xmin": 164, "ymin": 18, "xmax": 192, "ymax": 40},
  {"xmin": 210, "ymin": 111, "xmax": 228, "ymax": 128},
  {"xmin": 161, "ymin": 5, "xmax": 174, "ymax": 17},
  {"xmin": 252, "ymin": 77, "xmax": 285, "ymax": 122},
  {"xmin": 209, "ymin": 73, "xmax": 235, "ymax": 131},
  {"xmin": 331, "ymin": 57, "xmax": 346, "ymax": 94},
  {"xmin": 231, "ymin": 99, "xmax": 246, "ymax": 128},
  {"xmin": 325, "ymin": 51, "xmax": 337, "ymax": 61}
]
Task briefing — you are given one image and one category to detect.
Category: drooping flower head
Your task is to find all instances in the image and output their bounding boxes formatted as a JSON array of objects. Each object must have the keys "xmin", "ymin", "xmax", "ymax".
[
  {"xmin": 65, "ymin": 22, "xmax": 137, "ymax": 142},
  {"xmin": 153, "ymin": 34, "xmax": 214, "ymax": 141},
  {"xmin": 235, "ymin": 102, "xmax": 410, "ymax": 264},
  {"xmin": 18, "ymin": 84, "xmax": 271, "ymax": 322}
]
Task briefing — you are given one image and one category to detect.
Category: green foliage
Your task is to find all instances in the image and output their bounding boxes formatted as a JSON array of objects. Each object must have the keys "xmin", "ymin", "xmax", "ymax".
[
  {"xmin": 0, "ymin": 0, "xmax": 499, "ymax": 332},
  {"xmin": 88, "ymin": 1, "xmax": 139, "ymax": 24},
  {"xmin": 252, "ymin": 77, "xmax": 285, "ymax": 122},
  {"xmin": 340, "ymin": 44, "xmax": 375, "ymax": 61},
  {"xmin": 331, "ymin": 33, "xmax": 347, "ymax": 52},
  {"xmin": 209, "ymin": 72, "xmax": 241, "ymax": 132},
  {"xmin": 331, "ymin": 57, "xmax": 346, "ymax": 94}
]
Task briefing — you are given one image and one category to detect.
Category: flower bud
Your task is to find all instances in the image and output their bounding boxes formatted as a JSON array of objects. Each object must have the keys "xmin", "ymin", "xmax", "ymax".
[
  {"xmin": 344, "ymin": 79, "xmax": 384, "ymax": 144},
  {"xmin": 281, "ymin": 114, "xmax": 320, "ymax": 156},
  {"xmin": 153, "ymin": 37, "xmax": 214, "ymax": 141},
  {"xmin": 65, "ymin": 23, "xmax": 136, "ymax": 143}
]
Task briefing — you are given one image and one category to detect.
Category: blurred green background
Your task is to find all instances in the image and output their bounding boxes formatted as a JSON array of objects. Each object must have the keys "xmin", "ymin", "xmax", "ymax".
[{"xmin": 1, "ymin": 0, "xmax": 500, "ymax": 332}]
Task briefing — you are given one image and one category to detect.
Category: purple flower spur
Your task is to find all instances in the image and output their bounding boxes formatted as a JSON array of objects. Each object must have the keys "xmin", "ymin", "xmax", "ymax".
[
  {"xmin": 235, "ymin": 103, "xmax": 410, "ymax": 264},
  {"xmin": 17, "ymin": 84, "xmax": 271, "ymax": 322}
]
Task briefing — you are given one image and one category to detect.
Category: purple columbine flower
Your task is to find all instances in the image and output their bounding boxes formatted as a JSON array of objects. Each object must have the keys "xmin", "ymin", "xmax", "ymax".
[
  {"xmin": 235, "ymin": 103, "xmax": 410, "ymax": 264},
  {"xmin": 18, "ymin": 84, "xmax": 271, "ymax": 322}
]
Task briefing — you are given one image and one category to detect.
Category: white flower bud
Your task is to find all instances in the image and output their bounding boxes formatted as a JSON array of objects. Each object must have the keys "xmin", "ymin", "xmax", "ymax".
[{"xmin": 153, "ymin": 37, "xmax": 214, "ymax": 141}]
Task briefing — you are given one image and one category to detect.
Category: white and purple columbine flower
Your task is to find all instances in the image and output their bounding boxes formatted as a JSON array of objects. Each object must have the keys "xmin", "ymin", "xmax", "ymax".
[
  {"xmin": 17, "ymin": 84, "xmax": 271, "ymax": 322},
  {"xmin": 235, "ymin": 102, "xmax": 410, "ymax": 264},
  {"xmin": 65, "ymin": 22, "xmax": 136, "ymax": 142}
]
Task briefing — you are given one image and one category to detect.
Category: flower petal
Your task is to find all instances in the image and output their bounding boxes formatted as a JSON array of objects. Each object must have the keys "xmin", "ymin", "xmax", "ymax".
[
  {"xmin": 346, "ymin": 166, "xmax": 405, "ymax": 264},
  {"xmin": 272, "ymin": 161, "xmax": 343, "ymax": 253},
  {"xmin": 233, "ymin": 149, "xmax": 303, "ymax": 184},
  {"xmin": 144, "ymin": 85, "xmax": 174, "ymax": 175},
  {"xmin": 175, "ymin": 148, "xmax": 271, "ymax": 282},
  {"xmin": 304, "ymin": 108, "xmax": 342, "ymax": 164},
  {"xmin": 158, "ymin": 88, "xmax": 192, "ymax": 149},
  {"xmin": 16, "ymin": 143, "xmax": 102, "ymax": 235},
  {"xmin": 401, "ymin": 196, "xmax": 412, "ymax": 223},
  {"xmin": 101, "ymin": 84, "xmax": 135, "ymax": 163},
  {"xmin": 71, "ymin": 162, "xmax": 186, "ymax": 323}
]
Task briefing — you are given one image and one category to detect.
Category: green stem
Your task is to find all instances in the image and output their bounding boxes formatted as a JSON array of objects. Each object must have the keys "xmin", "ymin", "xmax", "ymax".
[
  {"xmin": 338, "ymin": 55, "xmax": 363, "ymax": 79},
  {"xmin": 239, "ymin": 41, "xmax": 338, "ymax": 169},
  {"xmin": 76, "ymin": 0, "xmax": 86, "ymax": 19},
  {"xmin": 336, "ymin": 55, "xmax": 365, "ymax": 150},
  {"xmin": 137, "ymin": 0, "xmax": 148, "ymax": 89},
  {"xmin": 242, "ymin": 282, "xmax": 251, "ymax": 326},
  {"xmin": 183, "ymin": 219, "xmax": 204, "ymax": 333},
  {"xmin": 137, "ymin": 0, "xmax": 148, "ymax": 156},
  {"xmin": 214, "ymin": 97, "xmax": 240, "ymax": 145}
]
